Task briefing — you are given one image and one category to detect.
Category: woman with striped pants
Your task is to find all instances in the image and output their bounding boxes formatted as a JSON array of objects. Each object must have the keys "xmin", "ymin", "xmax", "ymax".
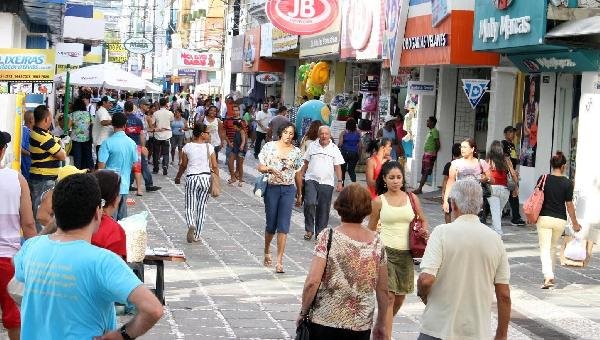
[{"xmin": 175, "ymin": 124, "xmax": 219, "ymax": 243}]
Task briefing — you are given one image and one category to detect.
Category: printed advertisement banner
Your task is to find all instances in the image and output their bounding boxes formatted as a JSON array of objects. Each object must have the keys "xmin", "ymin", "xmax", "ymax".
[
  {"xmin": 231, "ymin": 34, "xmax": 245, "ymax": 74},
  {"xmin": 406, "ymin": 81, "xmax": 436, "ymax": 96},
  {"xmin": 340, "ymin": 0, "xmax": 384, "ymax": 60},
  {"xmin": 461, "ymin": 79, "xmax": 490, "ymax": 109},
  {"xmin": 299, "ymin": 9, "xmax": 341, "ymax": 58},
  {"xmin": 520, "ymin": 74, "xmax": 540, "ymax": 168},
  {"xmin": 55, "ymin": 43, "xmax": 84, "ymax": 66},
  {"xmin": 0, "ymin": 49, "xmax": 56, "ymax": 81},
  {"xmin": 431, "ymin": 0, "xmax": 449, "ymax": 27},
  {"xmin": 243, "ymin": 28, "xmax": 261, "ymax": 73},
  {"xmin": 261, "ymin": 23, "xmax": 273, "ymax": 57},
  {"xmin": 272, "ymin": 27, "xmax": 298, "ymax": 53},
  {"xmin": 383, "ymin": 0, "xmax": 409, "ymax": 76},
  {"xmin": 107, "ymin": 43, "xmax": 128, "ymax": 64},
  {"xmin": 173, "ymin": 49, "xmax": 221, "ymax": 70}
]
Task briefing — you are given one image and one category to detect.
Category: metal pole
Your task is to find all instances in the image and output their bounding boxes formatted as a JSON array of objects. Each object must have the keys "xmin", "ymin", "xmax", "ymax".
[{"xmin": 63, "ymin": 64, "xmax": 71, "ymax": 132}]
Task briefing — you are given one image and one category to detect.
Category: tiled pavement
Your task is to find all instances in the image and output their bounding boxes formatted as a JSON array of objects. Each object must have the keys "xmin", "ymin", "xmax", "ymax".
[{"xmin": 102, "ymin": 154, "xmax": 600, "ymax": 339}]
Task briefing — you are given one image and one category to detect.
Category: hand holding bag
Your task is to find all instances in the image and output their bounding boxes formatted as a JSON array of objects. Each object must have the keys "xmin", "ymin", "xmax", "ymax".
[
  {"xmin": 564, "ymin": 237, "xmax": 587, "ymax": 261},
  {"xmin": 408, "ymin": 193, "xmax": 428, "ymax": 258},
  {"xmin": 523, "ymin": 174, "xmax": 547, "ymax": 224},
  {"xmin": 205, "ymin": 144, "xmax": 220, "ymax": 197},
  {"xmin": 254, "ymin": 174, "xmax": 268, "ymax": 197},
  {"xmin": 295, "ymin": 228, "xmax": 333, "ymax": 340}
]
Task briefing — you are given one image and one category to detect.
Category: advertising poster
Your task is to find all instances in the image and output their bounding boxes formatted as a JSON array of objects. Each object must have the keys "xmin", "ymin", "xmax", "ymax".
[
  {"xmin": 260, "ymin": 23, "xmax": 273, "ymax": 57},
  {"xmin": 174, "ymin": 49, "xmax": 221, "ymax": 70},
  {"xmin": 299, "ymin": 10, "xmax": 341, "ymax": 58},
  {"xmin": 340, "ymin": 0, "xmax": 383, "ymax": 60},
  {"xmin": 107, "ymin": 43, "xmax": 128, "ymax": 64},
  {"xmin": 230, "ymin": 35, "xmax": 245, "ymax": 73},
  {"xmin": 383, "ymin": 0, "xmax": 409, "ymax": 76},
  {"xmin": 272, "ymin": 27, "xmax": 298, "ymax": 53},
  {"xmin": 0, "ymin": 48, "xmax": 56, "ymax": 81},
  {"xmin": 243, "ymin": 28, "xmax": 261, "ymax": 73},
  {"xmin": 431, "ymin": 0, "xmax": 449, "ymax": 27},
  {"xmin": 520, "ymin": 74, "xmax": 540, "ymax": 167}
]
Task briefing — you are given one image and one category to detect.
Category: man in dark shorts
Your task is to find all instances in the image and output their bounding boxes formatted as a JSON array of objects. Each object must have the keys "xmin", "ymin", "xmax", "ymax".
[
  {"xmin": 502, "ymin": 125, "xmax": 526, "ymax": 226},
  {"xmin": 414, "ymin": 116, "xmax": 440, "ymax": 194}
]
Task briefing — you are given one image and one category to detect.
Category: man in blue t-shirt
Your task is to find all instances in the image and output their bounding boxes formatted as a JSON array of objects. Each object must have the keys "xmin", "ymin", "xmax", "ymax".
[
  {"xmin": 13, "ymin": 174, "xmax": 163, "ymax": 340},
  {"xmin": 20, "ymin": 110, "xmax": 34, "ymax": 180}
]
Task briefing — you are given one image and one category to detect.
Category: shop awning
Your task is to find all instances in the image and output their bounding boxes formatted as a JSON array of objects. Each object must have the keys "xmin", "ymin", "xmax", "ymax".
[
  {"xmin": 545, "ymin": 16, "xmax": 600, "ymax": 49},
  {"xmin": 507, "ymin": 49, "xmax": 600, "ymax": 73}
]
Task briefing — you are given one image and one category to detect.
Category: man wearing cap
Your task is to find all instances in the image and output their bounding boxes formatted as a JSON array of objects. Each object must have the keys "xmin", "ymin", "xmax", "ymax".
[
  {"xmin": 92, "ymin": 96, "xmax": 114, "ymax": 157},
  {"xmin": 29, "ymin": 105, "xmax": 66, "ymax": 232},
  {"xmin": 98, "ymin": 113, "xmax": 138, "ymax": 220},
  {"xmin": 502, "ymin": 126, "xmax": 526, "ymax": 226},
  {"xmin": 0, "ymin": 130, "xmax": 37, "ymax": 340}
]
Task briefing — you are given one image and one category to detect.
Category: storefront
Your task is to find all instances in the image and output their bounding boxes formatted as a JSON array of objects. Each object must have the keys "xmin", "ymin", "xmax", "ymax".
[{"xmin": 398, "ymin": 0, "xmax": 500, "ymax": 188}]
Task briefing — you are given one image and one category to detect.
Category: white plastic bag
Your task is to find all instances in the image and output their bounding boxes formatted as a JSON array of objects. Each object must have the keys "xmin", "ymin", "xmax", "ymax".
[
  {"xmin": 564, "ymin": 237, "xmax": 587, "ymax": 261},
  {"xmin": 119, "ymin": 211, "xmax": 148, "ymax": 263}
]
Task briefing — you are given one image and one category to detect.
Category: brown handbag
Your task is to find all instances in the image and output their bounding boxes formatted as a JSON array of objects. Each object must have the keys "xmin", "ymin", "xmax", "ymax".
[
  {"xmin": 407, "ymin": 192, "xmax": 427, "ymax": 258},
  {"xmin": 205, "ymin": 143, "xmax": 220, "ymax": 197}
]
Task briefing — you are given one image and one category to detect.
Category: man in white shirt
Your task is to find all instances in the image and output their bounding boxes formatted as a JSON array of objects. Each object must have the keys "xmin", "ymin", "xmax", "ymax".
[
  {"xmin": 417, "ymin": 179, "xmax": 511, "ymax": 340},
  {"xmin": 298, "ymin": 126, "xmax": 344, "ymax": 240},
  {"xmin": 92, "ymin": 96, "xmax": 115, "ymax": 157},
  {"xmin": 253, "ymin": 102, "xmax": 271, "ymax": 159},
  {"xmin": 116, "ymin": 93, "xmax": 126, "ymax": 110},
  {"xmin": 152, "ymin": 97, "xmax": 174, "ymax": 175}
]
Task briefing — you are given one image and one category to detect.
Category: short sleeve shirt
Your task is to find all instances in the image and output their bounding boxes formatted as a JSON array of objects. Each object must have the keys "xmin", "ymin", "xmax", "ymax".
[
  {"xmin": 423, "ymin": 128, "xmax": 440, "ymax": 153},
  {"xmin": 451, "ymin": 158, "xmax": 490, "ymax": 182},
  {"xmin": 93, "ymin": 107, "xmax": 113, "ymax": 146},
  {"xmin": 154, "ymin": 108, "xmax": 174, "ymax": 140},
  {"xmin": 29, "ymin": 126, "xmax": 62, "ymax": 180},
  {"xmin": 539, "ymin": 175, "xmax": 574, "ymax": 220},
  {"xmin": 91, "ymin": 215, "xmax": 127, "ymax": 259},
  {"xmin": 501, "ymin": 140, "xmax": 519, "ymax": 168},
  {"xmin": 98, "ymin": 131, "xmax": 138, "ymax": 195},
  {"xmin": 304, "ymin": 140, "xmax": 345, "ymax": 187},
  {"xmin": 258, "ymin": 141, "xmax": 303, "ymax": 185},
  {"xmin": 125, "ymin": 114, "xmax": 144, "ymax": 145},
  {"xmin": 442, "ymin": 161, "xmax": 451, "ymax": 177},
  {"xmin": 14, "ymin": 235, "xmax": 142, "ymax": 340},
  {"xmin": 183, "ymin": 142, "xmax": 214, "ymax": 175},
  {"xmin": 255, "ymin": 110, "xmax": 272, "ymax": 133},
  {"xmin": 70, "ymin": 110, "xmax": 92, "ymax": 142}
]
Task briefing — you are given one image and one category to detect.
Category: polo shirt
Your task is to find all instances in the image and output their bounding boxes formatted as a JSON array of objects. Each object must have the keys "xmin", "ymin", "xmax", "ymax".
[
  {"xmin": 29, "ymin": 126, "xmax": 62, "ymax": 180},
  {"xmin": 423, "ymin": 127, "xmax": 439, "ymax": 153},
  {"xmin": 125, "ymin": 114, "xmax": 144, "ymax": 146},
  {"xmin": 419, "ymin": 215, "xmax": 510, "ymax": 340},
  {"xmin": 303, "ymin": 140, "xmax": 345, "ymax": 187},
  {"xmin": 98, "ymin": 131, "xmax": 138, "ymax": 195}
]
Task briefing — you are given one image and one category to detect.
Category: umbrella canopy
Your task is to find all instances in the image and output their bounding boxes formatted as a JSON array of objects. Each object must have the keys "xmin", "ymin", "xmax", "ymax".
[
  {"xmin": 145, "ymin": 81, "xmax": 163, "ymax": 94},
  {"xmin": 55, "ymin": 64, "xmax": 147, "ymax": 91}
]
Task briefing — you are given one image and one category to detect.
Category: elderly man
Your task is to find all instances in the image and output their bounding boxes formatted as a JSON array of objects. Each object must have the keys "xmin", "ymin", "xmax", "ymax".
[
  {"xmin": 417, "ymin": 180, "xmax": 511, "ymax": 340},
  {"xmin": 299, "ymin": 125, "xmax": 345, "ymax": 240},
  {"xmin": 14, "ymin": 174, "xmax": 163, "ymax": 339}
]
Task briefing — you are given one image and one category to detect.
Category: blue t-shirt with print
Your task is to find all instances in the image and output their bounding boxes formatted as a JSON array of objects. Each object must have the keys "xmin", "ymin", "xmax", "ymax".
[
  {"xmin": 98, "ymin": 131, "xmax": 138, "ymax": 195},
  {"xmin": 14, "ymin": 235, "xmax": 142, "ymax": 340},
  {"xmin": 21, "ymin": 126, "xmax": 31, "ymax": 179},
  {"xmin": 125, "ymin": 114, "xmax": 144, "ymax": 145}
]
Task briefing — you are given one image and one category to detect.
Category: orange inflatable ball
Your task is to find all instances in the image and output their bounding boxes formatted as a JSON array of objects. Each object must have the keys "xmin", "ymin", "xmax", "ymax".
[{"xmin": 310, "ymin": 62, "xmax": 330, "ymax": 86}]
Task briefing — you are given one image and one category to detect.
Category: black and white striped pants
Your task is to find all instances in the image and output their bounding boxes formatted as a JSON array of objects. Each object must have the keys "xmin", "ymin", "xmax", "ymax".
[{"xmin": 185, "ymin": 174, "xmax": 211, "ymax": 240}]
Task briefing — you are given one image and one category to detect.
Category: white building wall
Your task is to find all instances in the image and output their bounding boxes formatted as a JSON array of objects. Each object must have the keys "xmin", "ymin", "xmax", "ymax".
[
  {"xmin": 434, "ymin": 66, "xmax": 458, "ymax": 188},
  {"xmin": 486, "ymin": 68, "xmax": 518, "ymax": 150},
  {"xmin": 0, "ymin": 13, "xmax": 27, "ymax": 49}
]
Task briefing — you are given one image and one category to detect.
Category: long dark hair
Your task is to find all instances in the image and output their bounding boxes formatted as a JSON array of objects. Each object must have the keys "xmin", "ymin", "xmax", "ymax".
[
  {"xmin": 304, "ymin": 120, "xmax": 322, "ymax": 141},
  {"xmin": 367, "ymin": 138, "xmax": 391, "ymax": 154},
  {"xmin": 487, "ymin": 140, "xmax": 506, "ymax": 172},
  {"xmin": 375, "ymin": 161, "xmax": 406, "ymax": 195},
  {"xmin": 463, "ymin": 138, "xmax": 478, "ymax": 158}
]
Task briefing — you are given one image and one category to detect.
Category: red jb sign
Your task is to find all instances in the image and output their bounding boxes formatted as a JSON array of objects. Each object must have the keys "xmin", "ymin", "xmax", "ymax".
[{"xmin": 266, "ymin": 0, "xmax": 339, "ymax": 36}]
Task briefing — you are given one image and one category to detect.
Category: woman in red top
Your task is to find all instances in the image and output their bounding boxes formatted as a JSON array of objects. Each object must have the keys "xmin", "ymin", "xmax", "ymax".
[
  {"xmin": 365, "ymin": 138, "xmax": 393, "ymax": 199},
  {"xmin": 486, "ymin": 140, "xmax": 518, "ymax": 236},
  {"xmin": 92, "ymin": 170, "xmax": 127, "ymax": 260}
]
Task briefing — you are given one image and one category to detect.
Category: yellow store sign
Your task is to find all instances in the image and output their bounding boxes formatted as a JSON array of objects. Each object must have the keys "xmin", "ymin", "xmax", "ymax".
[{"xmin": 0, "ymin": 48, "xmax": 55, "ymax": 81}]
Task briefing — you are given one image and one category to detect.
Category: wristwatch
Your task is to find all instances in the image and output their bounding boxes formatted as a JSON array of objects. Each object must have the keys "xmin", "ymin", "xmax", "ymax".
[{"xmin": 120, "ymin": 324, "xmax": 135, "ymax": 340}]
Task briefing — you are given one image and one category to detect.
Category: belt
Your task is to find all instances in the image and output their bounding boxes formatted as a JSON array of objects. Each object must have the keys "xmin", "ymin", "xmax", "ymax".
[{"xmin": 186, "ymin": 172, "xmax": 211, "ymax": 177}]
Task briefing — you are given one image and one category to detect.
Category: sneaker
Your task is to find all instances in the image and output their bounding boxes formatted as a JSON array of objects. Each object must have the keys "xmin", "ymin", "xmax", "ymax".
[
  {"xmin": 511, "ymin": 219, "xmax": 526, "ymax": 226},
  {"xmin": 146, "ymin": 186, "xmax": 161, "ymax": 192},
  {"xmin": 163, "ymin": 168, "xmax": 168, "ymax": 176}
]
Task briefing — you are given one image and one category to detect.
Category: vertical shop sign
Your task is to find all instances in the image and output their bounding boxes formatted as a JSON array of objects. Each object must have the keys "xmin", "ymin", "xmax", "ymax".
[
  {"xmin": 243, "ymin": 28, "xmax": 261, "ymax": 73},
  {"xmin": 260, "ymin": 23, "xmax": 273, "ymax": 57},
  {"xmin": 520, "ymin": 74, "xmax": 540, "ymax": 167},
  {"xmin": 340, "ymin": 0, "xmax": 384, "ymax": 60},
  {"xmin": 231, "ymin": 34, "xmax": 245, "ymax": 73},
  {"xmin": 107, "ymin": 43, "xmax": 128, "ymax": 64},
  {"xmin": 461, "ymin": 79, "xmax": 490, "ymax": 109},
  {"xmin": 272, "ymin": 27, "xmax": 299, "ymax": 53},
  {"xmin": 383, "ymin": 0, "xmax": 409, "ymax": 76},
  {"xmin": 431, "ymin": 0, "xmax": 450, "ymax": 27}
]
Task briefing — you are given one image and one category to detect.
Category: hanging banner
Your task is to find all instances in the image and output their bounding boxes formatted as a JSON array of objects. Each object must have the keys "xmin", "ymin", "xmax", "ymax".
[
  {"xmin": 55, "ymin": 43, "xmax": 84, "ymax": 66},
  {"xmin": 407, "ymin": 81, "xmax": 436, "ymax": 96},
  {"xmin": 231, "ymin": 34, "xmax": 245, "ymax": 73},
  {"xmin": 340, "ymin": 0, "xmax": 384, "ymax": 60},
  {"xmin": 461, "ymin": 79, "xmax": 490, "ymax": 109},
  {"xmin": 0, "ymin": 48, "xmax": 56, "ymax": 81},
  {"xmin": 383, "ymin": 0, "xmax": 409, "ymax": 75},
  {"xmin": 107, "ymin": 43, "xmax": 128, "ymax": 64},
  {"xmin": 124, "ymin": 36, "xmax": 154, "ymax": 54},
  {"xmin": 243, "ymin": 28, "xmax": 261, "ymax": 73},
  {"xmin": 520, "ymin": 74, "xmax": 540, "ymax": 168},
  {"xmin": 173, "ymin": 49, "xmax": 222, "ymax": 70},
  {"xmin": 266, "ymin": 0, "xmax": 339, "ymax": 36},
  {"xmin": 431, "ymin": 0, "xmax": 450, "ymax": 27},
  {"xmin": 272, "ymin": 27, "xmax": 298, "ymax": 53},
  {"xmin": 260, "ymin": 23, "xmax": 273, "ymax": 57}
]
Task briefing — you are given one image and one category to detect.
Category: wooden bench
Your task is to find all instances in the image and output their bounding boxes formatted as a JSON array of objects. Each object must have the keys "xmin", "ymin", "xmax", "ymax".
[{"xmin": 129, "ymin": 254, "xmax": 186, "ymax": 305}]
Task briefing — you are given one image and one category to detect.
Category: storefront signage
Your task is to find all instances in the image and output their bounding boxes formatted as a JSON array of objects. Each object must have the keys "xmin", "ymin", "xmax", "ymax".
[
  {"xmin": 403, "ymin": 33, "xmax": 448, "ymax": 50},
  {"xmin": 173, "ymin": 49, "xmax": 221, "ymax": 70},
  {"xmin": 256, "ymin": 73, "xmax": 280, "ymax": 84},
  {"xmin": 231, "ymin": 34, "xmax": 245, "ymax": 73},
  {"xmin": 340, "ymin": 0, "xmax": 383, "ymax": 60},
  {"xmin": 431, "ymin": 0, "xmax": 449, "ymax": 27},
  {"xmin": 462, "ymin": 79, "xmax": 490, "ymax": 109},
  {"xmin": 260, "ymin": 23, "xmax": 273, "ymax": 57},
  {"xmin": 0, "ymin": 48, "xmax": 56, "ymax": 81},
  {"xmin": 107, "ymin": 43, "xmax": 128, "ymax": 64},
  {"xmin": 507, "ymin": 49, "xmax": 600, "ymax": 73},
  {"xmin": 299, "ymin": 11, "xmax": 340, "ymax": 58},
  {"xmin": 473, "ymin": 0, "xmax": 547, "ymax": 51},
  {"xmin": 124, "ymin": 37, "xmax": 154, "ymax": 54},
  {"xmin": 407, "ymin": 81, "xmax": 435, "ymax": 96},
  {"xmin": 266, "ymin": 0, "xmax": 339, "ymax": 35},
  {"xmin": 383, "ymin": 0, "xmax": 409, "ymax": 76},
  {"xmin": 272, "ymin": 26, "xmax": 298, "ymax": 53},
  {"xmin": 243, "ymin": 28, "xmax": 261, "ymax": 73},
  {"xmin": 55, "ymin": 43, "xmax": 84, "ymax": 66}
]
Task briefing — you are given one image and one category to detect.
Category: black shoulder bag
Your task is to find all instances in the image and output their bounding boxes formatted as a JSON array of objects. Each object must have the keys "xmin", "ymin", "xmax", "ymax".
[{"xmin": 295, "ymin": 228, "xmax": 333, "ymax": 340}]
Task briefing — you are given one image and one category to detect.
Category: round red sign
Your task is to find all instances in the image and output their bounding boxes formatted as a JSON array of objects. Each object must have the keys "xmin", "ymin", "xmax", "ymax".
[{"xmin": 266, "ymin": 0, "xmax": 339, "ymax": 36}]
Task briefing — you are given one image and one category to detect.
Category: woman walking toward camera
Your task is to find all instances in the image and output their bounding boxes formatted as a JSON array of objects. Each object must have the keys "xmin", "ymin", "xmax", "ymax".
[
  {"xmin": 368, "ymin": 161, "xmax": 428, "ymax": 339},
  {"xmin": 298, "ymin": 184, "xmax": 388, "ymax": 340},
  {"xmin": 257, "ymin": 122, "xmax": 303, "ymax": 273},
  {"xmin": 537, "ymin": 152, "xmax": 580, "ymax": 289},
  {"xmin": 486, "ymin": 140, "xmax": 518, "ymax": 235},
  {"xmin": 174, "ymin": 124, "xmax": 219, "ymax": 243}
]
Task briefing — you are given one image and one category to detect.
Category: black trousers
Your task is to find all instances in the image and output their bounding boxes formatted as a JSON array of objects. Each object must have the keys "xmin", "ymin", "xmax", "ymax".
[
  {"xmin": 341, "ymin": 150, "xmax": 359, "ymax": 183},
  {"xmin": 152, "ymin": 139, "xmax": 170, "ymax": 171},
  {"xmin": 310, "ymin": 323, "xmax": 370, "ymax": 340},
  {"xmin": 508, "ymin": 195, "xmax": 522, "ymax": 222},
  {"xmin": 254, "ymin": 131, "xmax": 267, "ymax": 158}
]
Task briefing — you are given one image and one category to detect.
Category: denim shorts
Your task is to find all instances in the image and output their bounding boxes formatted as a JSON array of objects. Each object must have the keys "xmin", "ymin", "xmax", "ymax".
[{"xmin": 263, "ymin": 184, "xmax": 296, "ymax": 234}]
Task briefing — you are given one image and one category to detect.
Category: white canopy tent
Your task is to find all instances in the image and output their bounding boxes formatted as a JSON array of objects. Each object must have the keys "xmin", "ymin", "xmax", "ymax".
[
  {"xmin": 55, "ymin": 63, "xmax": 147, "ymax": 91},
  {"xmin": 145, "ymin": 81, "xmax": 163, "ymax": 94}
]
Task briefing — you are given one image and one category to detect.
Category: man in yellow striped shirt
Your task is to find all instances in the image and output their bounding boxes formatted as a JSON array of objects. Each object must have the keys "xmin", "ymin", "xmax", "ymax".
[{"xmin": 29, "ymin": 105, "xmax": 66, "ymax": 231}]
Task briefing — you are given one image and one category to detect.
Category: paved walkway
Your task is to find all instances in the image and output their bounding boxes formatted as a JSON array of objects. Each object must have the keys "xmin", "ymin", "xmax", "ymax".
[{"xmin": 116, "ymin": 153, "xmax": 600, "ymax": 340}]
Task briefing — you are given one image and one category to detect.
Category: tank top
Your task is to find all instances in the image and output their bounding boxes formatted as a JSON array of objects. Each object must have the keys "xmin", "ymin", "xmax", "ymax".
[
  {"xmin": 341, "ymin": 130, "xmax": 360, "ymax": 153},
  {"xmin": 0, "ymin": 168, "xmax": 22, "ymax": 257},
  {"xmin": 204, "ymin": 117, "xmax": 221, "ymax": 147},
  {"xmin": 368, "ymin": 156, "xmax": 383, "ymax": 199},
  {"xmin": 379, "ymin": 194, "xmax": 414, "ymax": 250},
  {"xmin": 171, "ymin": 118, "xmax": 185, "ymax": 136},
  {"xmin": 490, "ymin": 168, "xmax": 508, "ymax": 186}
]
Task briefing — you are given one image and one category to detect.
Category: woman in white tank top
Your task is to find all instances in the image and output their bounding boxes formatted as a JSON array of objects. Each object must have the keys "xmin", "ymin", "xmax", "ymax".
[{"xmin": 203, "ymin": 105, "xmax": 225, "ymax": 162}]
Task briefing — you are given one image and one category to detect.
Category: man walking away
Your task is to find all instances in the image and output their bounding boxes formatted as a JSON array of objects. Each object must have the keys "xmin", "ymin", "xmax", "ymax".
[
  {"xmin": 98, "ymin": 113, "xmax": 138, "ymax": 220},
  {"xmin": 14, "ymin": 174, "xmax": 163, "ymax": 339},
  {"xmin": 414, "ymin": 116, "xmax": 440, "ymax": 194},
  {"xmin": 254, "ymin": 102, "xmax": 271, "ymax": 159},
  {"xmin": 502, "ymin": 125, "xmax": 526, "ymax": 226},
  {"xmin": 92, "ymin": 96, "xmax": 114, "ymax": 157},
  {"xmin": 298, "ymin": 126, "xmax": 344, "ymax": 240},
  {"xmin": 0, "ymin": 130, "xmax": 37, "ymax": 340},
  {"xmin": 152, "ymin": 98, "xmax": 174, "ymax": 175},
  {"xmin": 20, "ymin": 110, "xmax": 34, "ymax": 180},
  {"xmin": 268, "ymin": 106, "xmax": 290, "ymax": 142},
  {"xmin": 417, "ymin": 180, "xmax": 511, "ymax": 340},
  {"xmin": 29, "ymin": 105, "xmax": 66, "ymax": 231}
]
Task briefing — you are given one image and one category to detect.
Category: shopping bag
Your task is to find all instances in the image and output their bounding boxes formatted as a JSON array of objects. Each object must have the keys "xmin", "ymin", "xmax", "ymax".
[
  {"xmin": 119, "ymin": 211, "xmax": 149, "ymax": 263},
  {"xmin": 560, "ymin": 235, "xmax": 594, "ymax": 267},
  {"xmin": 564, "ymin": 237, "xmax": 587, "ymax": 261}
]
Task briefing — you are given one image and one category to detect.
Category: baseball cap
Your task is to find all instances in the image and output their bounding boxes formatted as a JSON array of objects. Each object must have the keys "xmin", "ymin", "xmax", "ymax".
[
  {"xmin": 503, "ymin": 125, "xmax": 517, "ymax": 133},
  {"xmin": 57, "ymin": 165, "xmax": 87, "ymax": 181},
  {"xmin": 0, "ymin": 131, "xmax": 11, "ymax": 148}
]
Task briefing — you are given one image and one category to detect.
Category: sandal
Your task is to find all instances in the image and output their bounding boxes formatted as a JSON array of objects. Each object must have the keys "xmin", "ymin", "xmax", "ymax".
[
  {"xmin": 275, "ymin": 263, "xmax": 285, "ymax": 274},
  {"xmin": 136, "ymin": 192, "xmax": 143, "ymax": 197},
  {"xmin": 186, "ymin": 227, "xmax": 196, "ymax": 243},
  {"xmin": 227, "ymin": 177, "xmax": 237, "ymax": 185},
  {"xmin": 303, "ymin": 232, "xmax": 313, "ymax": 241},
  {"xmin": 237, "ymin": 180, "xmax": 245, "ymax": 187},
  {"xmin": 541, "ymin": 279, "xmax": 555, "ymax": 289},
  {"xmin": 263, "ymin": 254, "xmax": 272, "ymax": 267}
]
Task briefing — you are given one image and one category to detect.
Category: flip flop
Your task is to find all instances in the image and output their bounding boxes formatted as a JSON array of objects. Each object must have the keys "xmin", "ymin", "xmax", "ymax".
[
  {"xmin": 263, "ymin": 254, "xmax": 272, "ymax": 267},
  {"xmin": 275, "ymin": 263, "xmax": 285, "ymax": 274},
  {"xmin": 238, "ymin": 181, "xmax": 244, "ymax": 187},
  {"xmin": 303, "ymin": 232, "xmax": 313, "ymax": 241},
  {"xmin": 136, "ymin": 192, "xmax": 143, "ymax": 197}
]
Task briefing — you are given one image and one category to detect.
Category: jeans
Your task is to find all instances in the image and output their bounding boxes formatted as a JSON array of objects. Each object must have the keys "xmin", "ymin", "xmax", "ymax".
[
  {"xmin": 254, "ymin": 131, "xmax": 267, "ymax": 158},
  {"xmin": 340, "ymin": 150, "xmax": 359, "ymax": 182},
  {"xmin": 486, "ymin": 185, "xmax": 510, "ymax": 235},
  {"xmin": 71, "ymin": 140, "xmax": 94, "ymax": 170},
  {"xmin": 29, "ymin": 178, "xmax": 56, "ymax": 232},
  {"xmin": 509, "ymin": 195, "xmax": 523, "ymax": 222},
  {"xmin": 152, "ymin": 139, "xmax": 170, "ymax": 171},
  {"xmin": 113, "ymin": 194, "xmax": 128, "ymax": 221},
  {"xmin": 264, "ymin": 184, "xmax": 296, "ymax": 234},
  {"xmin": 303, "ymin": 180, "xmax": 334, "ymax": 236},
  {"xmin": 225, "ymin": 144, "xmax": 233, "ymax": 162},
  {"xmin": 536, "ymin": 216, "xmax": 567, "ymax": 280}
]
